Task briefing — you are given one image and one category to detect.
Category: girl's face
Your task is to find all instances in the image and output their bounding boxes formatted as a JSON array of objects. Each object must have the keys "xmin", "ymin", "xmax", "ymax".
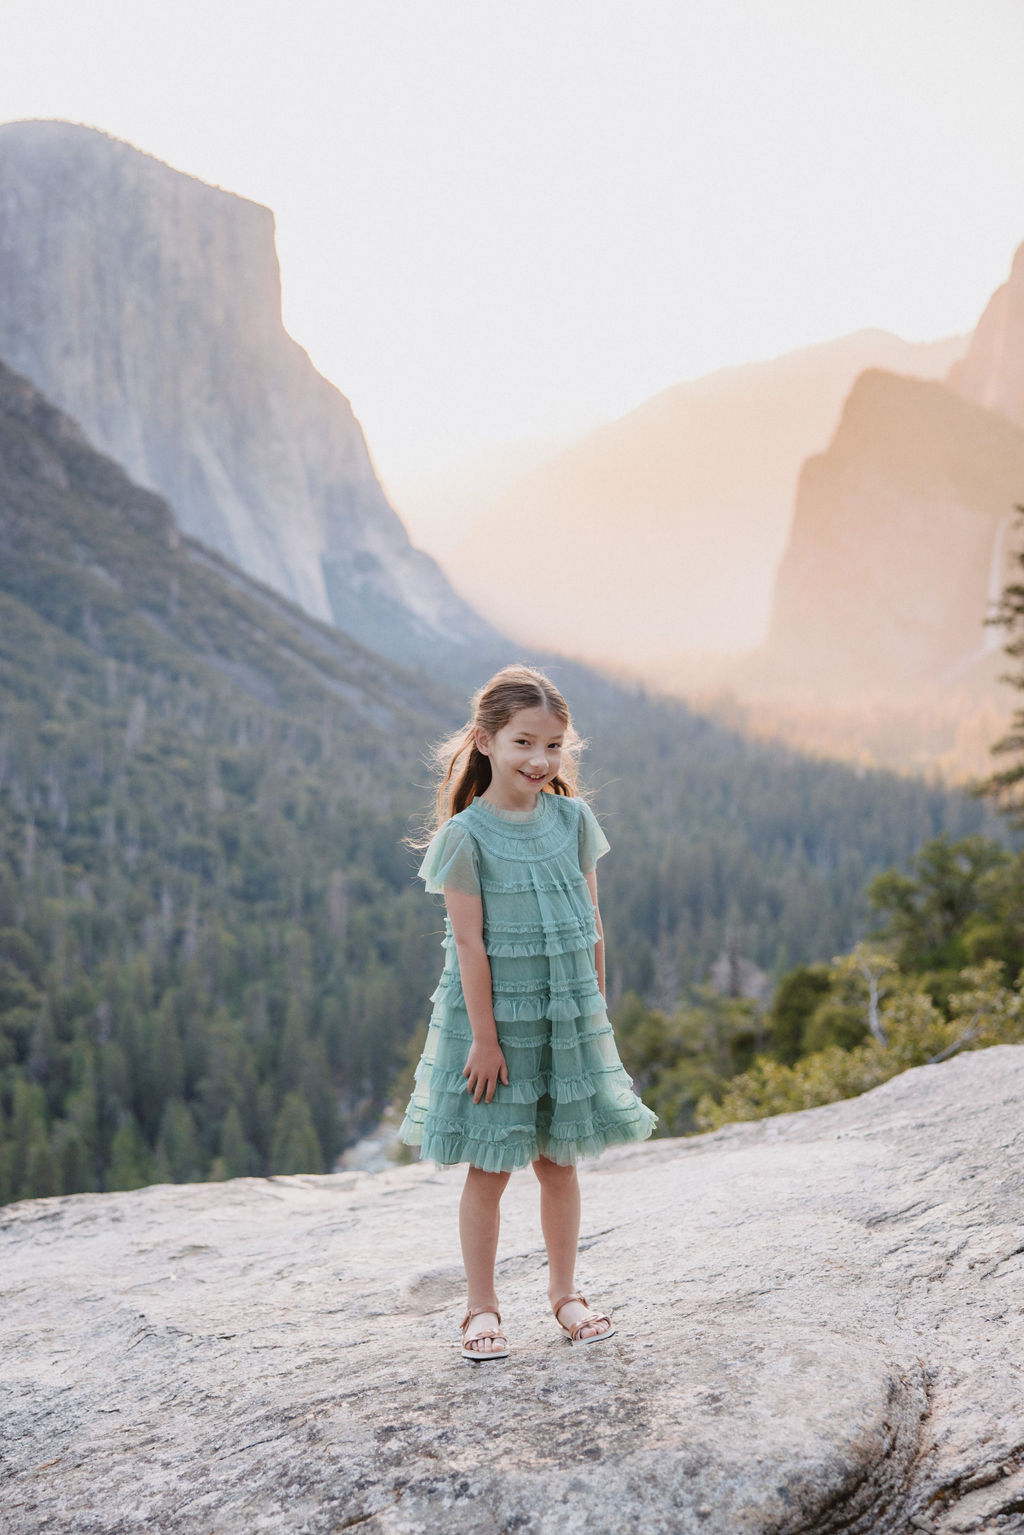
[{"xmin": 476, "ymin": 705, "xmax": 565, "ymax": 810}]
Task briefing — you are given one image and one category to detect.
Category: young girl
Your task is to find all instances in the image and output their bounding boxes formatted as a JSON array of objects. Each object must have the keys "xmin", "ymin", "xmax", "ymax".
[{"xmin": 399, "ymin": 664, "xmax": 657, "ymax": 1360}]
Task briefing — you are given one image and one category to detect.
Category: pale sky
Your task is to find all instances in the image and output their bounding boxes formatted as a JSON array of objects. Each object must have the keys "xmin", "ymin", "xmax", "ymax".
[{"xmin": 3, "ymin": 0, "xmax": 1024, "ymax": 536}]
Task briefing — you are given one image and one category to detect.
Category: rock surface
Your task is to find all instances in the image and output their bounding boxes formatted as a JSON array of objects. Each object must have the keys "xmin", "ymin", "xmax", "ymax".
[
  {"xmin": 3, "ymin": 1047, "xmax": 1024, "ymax": 1534},
  {"xmin": 949, "ymin": 241, "xmax": 1024, "ymax": 430},
  {"xmin": 757, "ymin": 369, "xmax": 1024, "ymax": 700},
  {"xmin": 0, "ymin": 120, "xmax": 494, "ymax": 666}
]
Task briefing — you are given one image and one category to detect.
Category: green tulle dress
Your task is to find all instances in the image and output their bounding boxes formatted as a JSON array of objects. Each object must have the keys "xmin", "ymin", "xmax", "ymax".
[{"xmin": 399, "ymin": 792, "xmax": 658, "ymax": 1172}]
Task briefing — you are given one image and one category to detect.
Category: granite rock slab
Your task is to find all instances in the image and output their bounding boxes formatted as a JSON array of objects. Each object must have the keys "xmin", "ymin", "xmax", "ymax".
[{"xmin": 3, "ymin": 1046, "xmax": 1024, "ymax": 1534}]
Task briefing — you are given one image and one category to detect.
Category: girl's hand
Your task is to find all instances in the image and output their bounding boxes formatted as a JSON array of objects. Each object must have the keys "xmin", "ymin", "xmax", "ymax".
[{"xmin": 463, "ymin": 1041, "xmax": 509, "ymax": 1104}]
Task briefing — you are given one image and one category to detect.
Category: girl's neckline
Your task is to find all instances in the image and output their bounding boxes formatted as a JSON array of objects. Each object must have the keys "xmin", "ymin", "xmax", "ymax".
[{"xmin": 469, "ymin": 793, "xmax": 553, "ymax": 824}]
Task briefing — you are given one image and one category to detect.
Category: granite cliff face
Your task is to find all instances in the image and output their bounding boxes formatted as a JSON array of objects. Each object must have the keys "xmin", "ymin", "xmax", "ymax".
[
  {"xmin": 949, "ymin": 241, "xmax": 1024, "ymax": 428},
  {"xmin": 757, "ymin": 370, "xmax": 1024, "ymax": 698},
  {"xmin": 3, "ymin": 1046, "xmax": 1024, "ymax": 1533},
  {"xmin": 0, "ymin": 119, "xmax": 494, "ymax": 664}
]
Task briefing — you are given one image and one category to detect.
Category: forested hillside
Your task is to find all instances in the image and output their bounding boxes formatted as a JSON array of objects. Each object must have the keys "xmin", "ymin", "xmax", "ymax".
[
  {"xmin": 0, "ymin": 361, "xmax": 452, "ymax": 1202},
  {"xmin": 571, "ymin": 677, "xmax": 991, "ymax": 1003},
  {"xmin": 0, "ymin": 360, "xmax": 997, "ymax": 1203}
]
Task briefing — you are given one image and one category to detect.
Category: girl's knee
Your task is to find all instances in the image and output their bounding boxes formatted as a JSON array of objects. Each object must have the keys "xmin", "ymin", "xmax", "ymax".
[
  {"xmin": 532, "ymin": 1155, "xmax": 578, "ymax": 1186},
  {"xmin": 464, "ymin": 1165, "xmax": 511, "ymax": 1196}
]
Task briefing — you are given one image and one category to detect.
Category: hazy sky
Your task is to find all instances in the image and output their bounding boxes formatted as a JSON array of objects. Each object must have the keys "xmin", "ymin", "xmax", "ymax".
[{"xmin": 3, "ymin": 0, "xmax": 1024, "ymax": 526}]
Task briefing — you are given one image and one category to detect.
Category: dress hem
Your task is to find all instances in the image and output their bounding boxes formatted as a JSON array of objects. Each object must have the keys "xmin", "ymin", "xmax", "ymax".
[{"xmin": 398, "ymin": 1106, "xmax": 658, "ymax": 1174}]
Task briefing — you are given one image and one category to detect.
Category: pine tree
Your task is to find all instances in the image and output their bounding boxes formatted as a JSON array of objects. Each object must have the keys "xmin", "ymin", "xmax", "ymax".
[
  {"xmin": 24, "ymin": 1133, "xmax": 59, "ymax": 1199},
  {"xmin": 155, "ymin": 1099, "xmax": 201, "ymax": 1183},
  {"xmin": 107, "ymin": 1116, "xmax": 154, "ymax": 1191},
  {"xmin": 8, "ymin": 1079, "xmax": 48, "ymax": 1199},
  {"xmin": 270, "ymin": 1091, "xmax": 323, "ymax": 1174},
  {"xmin": 217, "ymin": 1104, "xmax": 255, "ymax": 1180},
  {"xmin": 53, "ymin": 1121, "xmax": 93, "ymax": 1194},
  {"xmin": 977, "ymin": 505, "xmax": 1024, "ymax": 820}
]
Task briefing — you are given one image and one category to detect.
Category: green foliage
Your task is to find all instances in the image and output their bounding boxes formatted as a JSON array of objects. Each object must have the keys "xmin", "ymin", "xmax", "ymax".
[
  {"xmin": 763, "ymin": 964, "xmax": 833, "ymax": 1064},
  {"xmin": 696, "ymin": 959, "xmax": 1024, "ymax": 1130},
  {"xmin": 625, "ymin": 833, "xmax": 1024, "ymax": 1137},
  {"xmin": 271, "ymin": 1091, "xmax": 323, "ymax": 1174},
  {"xmin": 867, "ymin": 836, "xmax": 1010, "ymax": 974},
  {"xmin": 614, "ymin": 988, "xmax": 764, "ymax": 1136},
  {"xmin": 698, "ymin": 1045, "xmax": 892, "ymax": 1127},
  {"xmin": 609, "ymin": 828, "xmax": 1024, "ymax": 1137},
  {"xmin": 107, "ymin": 1116, "xmax": 154, "ymax": 1191}
]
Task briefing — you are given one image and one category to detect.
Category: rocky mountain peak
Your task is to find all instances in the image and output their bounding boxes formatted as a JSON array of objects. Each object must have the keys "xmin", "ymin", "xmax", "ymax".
[
  {"xmin": 0, "ymin": 119, "xmax": 495, "ymax": 664},
  {"xmin": 948, "ymin": 240, "xmax": 1024, "ymax": 429},
  {"xmin": 759, "ymin": 368, "xmax": 1024, "ymax": 696}
]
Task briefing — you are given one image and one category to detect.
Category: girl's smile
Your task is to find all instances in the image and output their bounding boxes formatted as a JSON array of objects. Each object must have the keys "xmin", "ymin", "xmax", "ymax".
[{"xmin": 475, "ymin": 705, "xmax": 565, "ymax": 811}]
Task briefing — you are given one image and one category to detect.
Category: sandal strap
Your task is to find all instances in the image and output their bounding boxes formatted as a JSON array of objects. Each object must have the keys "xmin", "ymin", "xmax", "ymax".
[
  {"xmin": 463, "ymin": 1329, "xmax": 507, "ymax": 1346},
  {"xmin": 551, "ymin": 1292, "xmax": 587, "ymax": 1318},
  {"xmin": 568, "ymin": 1311, "xmax": 610, "ymax": 1342},
  {"xmin": 553, "ymin": 1293, "xmax": 612, "ymax": 1341},
  {"xmin": 460, "ymin": 1305, "xmax": 502, "ymax": 1333}
]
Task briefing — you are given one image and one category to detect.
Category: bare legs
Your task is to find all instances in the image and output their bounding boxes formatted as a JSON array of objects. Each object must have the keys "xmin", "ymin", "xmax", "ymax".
[
  {"xmin": 457, "ymin": 1158, "xmax": 611, "ymax": 1352},
  {"xmin": 533, "ymin": 1154, "xmax": 580, "ymax": 1300},
  {"xmin": 459, "ymin": 1166, "xmax": 510, "ymax": 1354},
  {"xmin": 532, "ymin": 1156, "xmax": 611, "ymax": 1341}
]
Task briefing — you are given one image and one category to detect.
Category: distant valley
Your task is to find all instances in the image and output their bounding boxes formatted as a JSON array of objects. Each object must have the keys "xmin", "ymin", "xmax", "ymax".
[
  {"xmin": 0, "ymin": 351, "xmax": 992, "ymax": 1201},
  {"xmin": 0, "ymin": 117, "xmax": 1009, "ymax": 1201}
]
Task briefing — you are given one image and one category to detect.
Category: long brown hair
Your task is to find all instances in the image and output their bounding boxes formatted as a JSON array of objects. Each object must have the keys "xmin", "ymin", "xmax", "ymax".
[{"xmin": 429, "ymin": 664, "xmax": 580, "ymax": 831}]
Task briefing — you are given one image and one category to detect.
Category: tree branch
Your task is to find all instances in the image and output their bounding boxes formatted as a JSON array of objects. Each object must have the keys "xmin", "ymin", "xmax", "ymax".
[{"xmin": 926, "ymin": 1010, "xmax": 983, "ymax": 1065}]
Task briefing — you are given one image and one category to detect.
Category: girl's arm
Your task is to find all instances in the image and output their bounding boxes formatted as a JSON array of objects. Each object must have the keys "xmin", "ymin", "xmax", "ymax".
[
  {"xmin": 584, "ymin": 870, "xmax": 606, "ymax": 998},
  {"xmin": 445, "ymin": 887, "xmax": 509, "ymax": 1104}
]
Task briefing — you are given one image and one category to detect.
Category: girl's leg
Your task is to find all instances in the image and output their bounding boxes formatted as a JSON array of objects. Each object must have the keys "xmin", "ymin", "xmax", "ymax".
[
  {"xmin": 459, "ymin": 1165, "xmax": 511, "ymax": 1354},
  {"xmin": 532, "ymin": 1156, "xmax": 611, "ymax": 1340}
]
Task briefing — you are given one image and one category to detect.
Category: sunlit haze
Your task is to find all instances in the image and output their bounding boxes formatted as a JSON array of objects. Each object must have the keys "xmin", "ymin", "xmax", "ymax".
[{"xmin": 3, "ymin": 0, "xmax": 1024, "ymax": 545}]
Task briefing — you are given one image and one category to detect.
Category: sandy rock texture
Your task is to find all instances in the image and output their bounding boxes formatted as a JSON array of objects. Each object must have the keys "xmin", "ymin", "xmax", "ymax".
[{"xmin": 3, "ymin": 1046, "xmax": 1024, "ymax": 1535}]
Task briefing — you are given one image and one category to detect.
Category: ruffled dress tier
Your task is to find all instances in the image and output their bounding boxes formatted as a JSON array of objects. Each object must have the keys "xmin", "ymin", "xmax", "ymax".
[{"xmin": 399, "ymin": 793, "xmax": 657, "ymax": 1173}]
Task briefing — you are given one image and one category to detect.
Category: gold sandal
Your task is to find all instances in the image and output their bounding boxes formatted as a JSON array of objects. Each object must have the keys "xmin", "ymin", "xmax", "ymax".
[
  {"xmin": 460, "ymin": 1305, "xmax": 509, "ymax": 1361},
  {"xmin": 552, "ymin": 1292, "xmax": 616, "ymax": 1346}
]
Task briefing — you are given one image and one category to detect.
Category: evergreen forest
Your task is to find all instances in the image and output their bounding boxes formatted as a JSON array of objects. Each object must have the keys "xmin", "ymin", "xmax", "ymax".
[
  {"xmin": 616, "ymin": 833, "xmax": 1024, "ymax": 1135},
  {"xmin": 0, "ymin": 360, "xmax": 1001, "ymax": 1204}
]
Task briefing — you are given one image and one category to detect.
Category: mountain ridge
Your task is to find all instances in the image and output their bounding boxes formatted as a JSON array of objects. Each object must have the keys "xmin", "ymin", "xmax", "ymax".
[
  {"xmin": 760, "ymin": 367, "xmax": 1024, "ymax": 694},
  {"xmin": 442, "ymin": 327, "xmax": 968, "ymax": 662},
  {"xmin": 0, "ymin": 118, "xmax": 495, "ymax": 667},
  {"xmin": 949, "ymin": 240, "xmax": 1024, "ymax": 427}
]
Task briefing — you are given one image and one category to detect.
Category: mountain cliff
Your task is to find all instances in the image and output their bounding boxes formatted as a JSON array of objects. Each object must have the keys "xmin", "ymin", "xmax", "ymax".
[
  {"xmin": 443, "ymin": 330, "xmax": 967, "ymax": 663},
  {"xmin": 949, "ymin": 241, "xmax": 1024, "ymax": 428},
  {"xmin": 0, "ymin": 119, "xmax": 494, "ymax": 665},
  {"xmin": 757, "ymin": 370, "xmax": 1024, "ymax": 698}
]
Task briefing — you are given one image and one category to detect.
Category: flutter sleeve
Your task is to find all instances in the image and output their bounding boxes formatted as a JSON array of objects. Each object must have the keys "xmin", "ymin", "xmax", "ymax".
[
  {"xmin": 417, "ymin": 819, "xmax": 481, "ymax": 896},
  {"xmin": 577, "ymin": 798, "xmax": 611, "ymax": 873}
]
